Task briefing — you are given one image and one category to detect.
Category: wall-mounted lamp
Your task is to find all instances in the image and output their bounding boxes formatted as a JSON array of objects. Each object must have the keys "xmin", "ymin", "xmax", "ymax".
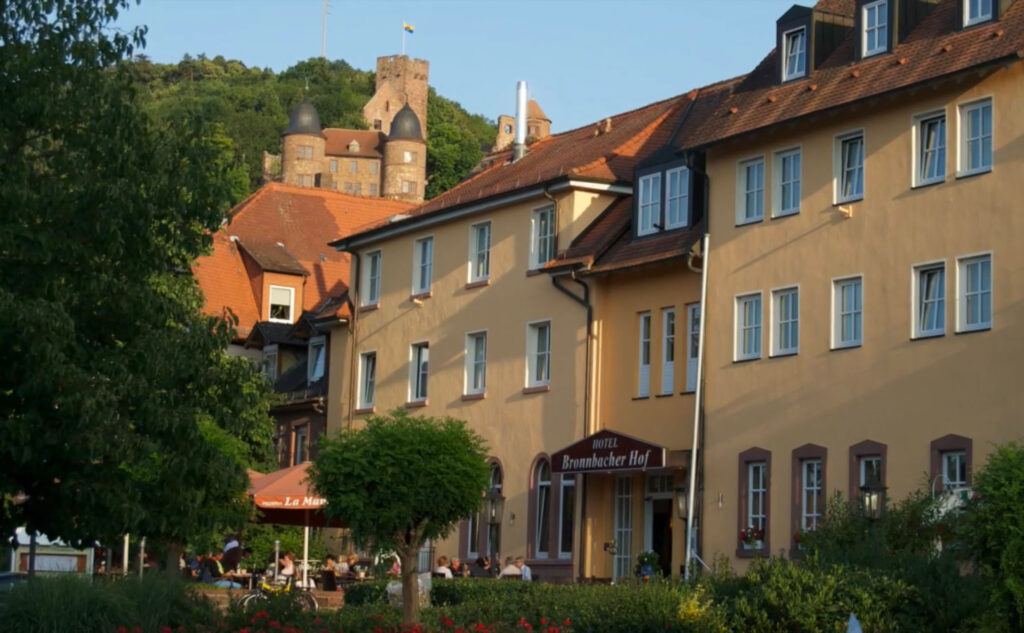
[
  {"xmin": 675, "ymin": 486, "xmax": 688, "ymax": 520},
  {"xmin": 838, "ymin": 204, "xmax": 854, "ymax": 219}
]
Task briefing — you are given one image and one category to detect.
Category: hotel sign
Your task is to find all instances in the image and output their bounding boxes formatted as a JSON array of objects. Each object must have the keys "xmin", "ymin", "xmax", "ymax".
[{"xmin": 551, "ymin": 429, "xmax": 666, "ymax": 474}]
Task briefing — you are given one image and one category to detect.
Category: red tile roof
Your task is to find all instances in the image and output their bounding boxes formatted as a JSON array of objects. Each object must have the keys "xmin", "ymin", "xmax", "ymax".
[
  {"xmin": 324, "ymin": 129, "xmax": 385, "ymax": 158},
  {"xmin": 193, "ymin": 232, "xmax": 261, "ymax": 338},
  {"xmin": 545, "ymin": 195, "xmax": 703, "ymax": 275},
  {"xmin": 335, "ymin": 92, "xmax": 697, "ymax": 243},
  {"xmin": 194, "ymin": 183, "xmax": 414, "ymax": 337},
  {"xmin": 676, "ymin": 0, "xmax": 1024, "ymax": 149}
]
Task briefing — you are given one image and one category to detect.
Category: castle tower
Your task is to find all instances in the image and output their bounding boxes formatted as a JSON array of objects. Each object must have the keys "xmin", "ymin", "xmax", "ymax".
[
  {"xmin": 281, "ymin": 97, "xmax": 326, "ymax": 188},
  {"xmin": 493, "ymin": 99, "xmax": 551, "ymax": 152},
  {"xmin": 362, "ymin": 55, "xmax": 429, "ymax": 138},
  {"xmin": 382, "ymin": 103, "xmax": 426, "ymax": 202}
]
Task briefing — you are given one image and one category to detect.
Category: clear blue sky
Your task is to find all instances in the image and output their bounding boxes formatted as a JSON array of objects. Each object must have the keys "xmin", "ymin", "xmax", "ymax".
[{"xmin": 115, "ymin": 0, "xmax": 801, "ymax": 132}]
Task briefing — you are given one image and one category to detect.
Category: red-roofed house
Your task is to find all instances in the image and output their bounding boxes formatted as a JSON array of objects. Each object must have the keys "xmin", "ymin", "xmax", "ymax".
[{"xmin": 194, "ymin": 182, "xmax": 414, "ymax": 467}]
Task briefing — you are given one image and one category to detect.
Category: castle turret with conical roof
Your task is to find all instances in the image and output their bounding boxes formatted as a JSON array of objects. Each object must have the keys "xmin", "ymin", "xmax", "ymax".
[
  {"xmin": 382, "ymin": 103, "xmax": 426, "ymax": 202},
  {"xmin": 281, "ymin": 97, "xmax": 326, "ymax": 188}
]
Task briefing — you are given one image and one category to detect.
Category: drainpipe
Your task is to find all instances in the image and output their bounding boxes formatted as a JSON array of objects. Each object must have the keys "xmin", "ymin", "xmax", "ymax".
[
  {"xmin": 346, "ymin": 253, "xmax": 361, "ymax": 429},
  {"xmin": 550, "ymin": 271, "xmax": 592, "ymax": 583},
  {"xmin": 684, "ymin": 233, "xmax": 709, "ymax": 582}
]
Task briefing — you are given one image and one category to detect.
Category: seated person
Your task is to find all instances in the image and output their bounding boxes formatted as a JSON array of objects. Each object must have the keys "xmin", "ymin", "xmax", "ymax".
[
  {"xmin": 321, "ymin": 554, "xmax": 338, "ymax": 591},
  {"xmin": 278, "ymin": 552, "xmax": 296, "ymax": 584},
  {"xmin": 469, "ymin": 556, "xmax": 491, "ymax": 578},
  {"xmin": 514, "ymin": 556, "xmax": 532, "ymax": 582},
  {"xmin": 449, "ymin": 557, "xmax": 469, "ymax": 578},
  {"xmin": 498, "ymin": 556, "xmax": 521, "ymax": 579},
  {"xmin": 203, "ymin": 551, "xmax": 242, "ymax": 589},
  {"xmin": 433, "ymin": 555, "xmax": 453, "ymax": 579}
]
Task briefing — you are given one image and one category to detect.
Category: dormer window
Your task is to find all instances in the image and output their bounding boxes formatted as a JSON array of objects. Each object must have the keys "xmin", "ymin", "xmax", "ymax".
[
  {"xmin": 862, "ymin": 0, "xmax": 888, "ymax": 57},
  {"xmin": 637, "ymin": 173, "xmax": 661, "ymax": 236},
  {"xmin": 783, "ymin": 27, "xmax": 807, "ymax": 81},
  {"xmin": 637, "ymin": 166, "xmax": 691, "ymax": 236},
  {"xmin": 268, "ymin": 285, "xmax": 294, "ymax": 323},
  {"xmin": 348, "ymin": 140, "xmax": 361, "ymax": 152},
  {"xmin": 308, "ymin": 336, "xmax": 326, "ymax": 383},
  {"xmin": 965, "ymin": 0, "xmax": 993, "ymax": 26}
]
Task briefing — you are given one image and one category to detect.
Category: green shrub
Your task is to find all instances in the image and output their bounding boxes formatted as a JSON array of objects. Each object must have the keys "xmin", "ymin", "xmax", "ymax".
[
  {"xmin": 0, "ymin": 575, "xmax": 217, "ymax": 633},
  {"xmin": 344, "ymin": 577, "xmax": 390, "ymax": 605},
  {"xmin": 960, "ymin": 441, "xmax": 1024, "ymax": 632}
]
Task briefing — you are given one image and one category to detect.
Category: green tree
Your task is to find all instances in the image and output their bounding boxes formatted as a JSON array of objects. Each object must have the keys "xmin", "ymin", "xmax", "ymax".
[
  {"xmin": 0, "ymin": 0, "xmax": 273, "ymax": 566},
  {"xmin": 961, "ymin": 442, "xmax": 1024, "ymax": 631},
  {"xmin": 309, "ymin": 410, "xmax": 490, "ymax": 624}
]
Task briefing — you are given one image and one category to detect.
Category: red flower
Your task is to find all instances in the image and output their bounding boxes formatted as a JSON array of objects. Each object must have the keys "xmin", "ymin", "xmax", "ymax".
[
  {"xmin": 255, "ymin": 612, "xmax": 269, "ymax": 619},
  {"xmin": 117, "ymin": 628, "xmax": 127, "ymax": 633},
  {"xmin": 134, "ymin": 628, "xmax": 141, "ymax": 633},
  {"xmin": 563, "ymin": 620, "xmax": 571, "ymax": 627},
  {"xmin": 162, "ymin": 627, "xmax": 172, "ymax": 633}
]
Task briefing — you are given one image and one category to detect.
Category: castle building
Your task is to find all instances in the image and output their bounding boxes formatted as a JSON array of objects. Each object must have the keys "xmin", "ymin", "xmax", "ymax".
[{"xmin": 276, "ymin": 55, "xmax": 429, "ymax": 203}]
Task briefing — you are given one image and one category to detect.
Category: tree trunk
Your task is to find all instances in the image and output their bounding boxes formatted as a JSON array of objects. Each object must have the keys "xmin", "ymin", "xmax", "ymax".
[
  {"xmin": 398, "ymin": 546, "xmax": 420, "ymax": 625},
  {"xmin": 163, "ymin": 540, "xmax": 183, "ymax": 578}
]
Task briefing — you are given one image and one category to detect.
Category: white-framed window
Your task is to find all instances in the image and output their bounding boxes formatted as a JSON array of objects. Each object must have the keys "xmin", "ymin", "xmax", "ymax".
[
  {"xmin": 370, "ymin": 162, "xmax": 379, "ymax": 175},
  {"xmin": 833, "ymin": 276, "xmax": 863, "ymax": 349},
  {"xmin": 535, "ymin": 460, "xmax": 551, "ymax": 558},
  {"xmin": 294, "ymin": 425, "xmax": 308, "ymax": 464},
  {"xmin": 862, "ymin": 0, "xmax": 888, "ymax": 57},
  {"xmin": 665, "ymin": 167, "xmax": 690, "ymax": 229},
  {"xmin": 686, "ymin": 303, "xmax": 700, "ymax": 392},
  {"xmin": 530, "ymin": 206, "xmax": 556, "ymax": 269},
  {"xmin": 964, "ymin": 0, "xmax": 993, "ymax": 26},
  {"xmin": 296, "ymin": 174, "xmax": 314, "ymax": 187},
  {"xmin": 942, "ymin": 451, "xmax": 968, "ymax": 491},
  {"xmin": 774, "ymin": 148, "xmax": 801, "ymax": 217},
  {"xmin": 637, "ymin": 173, "xmax": 661, "ymax": 236},
  {"xmin": 801, "ymin": 459, "xmax": 823, "ymax": 531},
  {"xmin": 661, "ymin": 308, "xmax": 675, "ymax": 395},
  {"xmin": 465, "ymin": 331, "xmax": 487, "ymax": 395},
  {"xmin": 526, "ymin": 321, "xmax": 551, "ymax": 387},
  {"xmin": 959, "ymin": 98, "xmax": 993, "ymax": 176},
  {"xmin": 957, "ymin": 254, "xmax": 992, "ymax": 332},
  {"xmin": 469, "ymin": 222, "xmax": 491, "ymax": 282},
  {"xmin": 737, "ymin": 157, "xmax": 765, "ymax": 225},
  {"xmin": 349, "ymin": 160, "xmax": 358, "ymax": 173},
  {"xmin": 410, "ymin": 342, "xmax": 429, "ymax": 401},
  {"xmin": 747, "ymin": 462, "xmax": 767, "ymax": 533},
  {"xmin": 359, "ymin": 351, "xmax": 376, "ymax": 410},
  {"xmin": 859, "ymin": 456, "xmax": 882, "ymax": 488},
  {"xmin": 914, "ymin": 262, "xmax": 946, "ymax": 338},
  {"xmin": 402, "ymin": 180, "xmax": 417, "ymax": 194},
  {"xmin": 613, "ymin": 476, "xmax": 633, "ymax": 579},
  {"xmin": 298, "ymin": 145, "xmax": 313, "ymax": 159},
  {"xmin": 558, "ymin": 475, "xmax": 576, "ymax": 558},
  {"xmin": 735, "ymin": 293, "xmax": 762, "ymax": 361},
  {"xmin": 914, "ymin": 111, "xmax": 947, "ymax": 186},
  {"xmin": 261, "ymin": 345, "xmax": 278, "ymax": 383},
  {"xmin": 403, "ymin": 150, "xmax": 417, "ymax": 164},
  {"xmin": 268, "ymin": 285, "xmax": 294, "ymax": 323},
  {"xmin": 363, "ymin": 250, "xmax": 382, "ymax": 306},
  {"xmin": 783, "ymin": 26, "xmax": 807, "ymax": 81},
  {"xmin": 637, "ymin": 312, "xmax": 651, "ymax": 398},
  {"xmin": 836, "ymin": 132, "xmax": 865, "ymax": 203},
  {"xmin": 412, "ymin": 236, "xmax": 433, "ymax": 295},
  {"xmin": 308, "ymin": 335, "xmax": 326, "ymax": 383},
  {"xmin": 771, "ymin": 287, "xmax": 799, "ymax": 356},
  {"xmin": 369, "ymin": 183, "xmax": 378, "ymax": 196},
  {"xmin": 329, "ymin": 159, "xmax": 338, "ymax": 172}
]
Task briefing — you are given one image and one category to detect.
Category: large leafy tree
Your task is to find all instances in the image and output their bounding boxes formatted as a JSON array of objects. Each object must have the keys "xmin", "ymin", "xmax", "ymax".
[
  {"xmin": 0, "ymin": 0, "xmax": 273, "ymax": 564},
  {"xmin": 310, "ymin": 410, "xmax": 490, "ymax": 624}
]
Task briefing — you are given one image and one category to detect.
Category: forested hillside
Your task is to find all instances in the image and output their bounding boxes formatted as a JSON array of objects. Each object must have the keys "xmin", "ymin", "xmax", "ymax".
[{"xmin": 125, "ymin": 55, "xmax": 496, "ymax": 202}]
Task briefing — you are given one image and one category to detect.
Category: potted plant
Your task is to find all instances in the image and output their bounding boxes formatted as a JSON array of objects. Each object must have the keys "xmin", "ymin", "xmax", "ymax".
[
  {"xmin": 739, "ymin": 525, "xmax": 764, "ymax": 549},
  {"xmin": 634, "ymin": 550, "xmax": 659, "ymax": 580}
]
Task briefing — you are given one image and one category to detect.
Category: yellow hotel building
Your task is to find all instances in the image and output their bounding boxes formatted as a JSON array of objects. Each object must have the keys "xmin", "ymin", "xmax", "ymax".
[{"xmin": 327, "ymin": 0, "xmax": 1024, "ymax": 578}]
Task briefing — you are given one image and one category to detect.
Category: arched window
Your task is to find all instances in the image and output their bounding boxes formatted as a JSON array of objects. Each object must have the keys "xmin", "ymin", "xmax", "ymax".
[{"xmin": 535, "ymin": 460, "xmax": 551, "ymax": 558}]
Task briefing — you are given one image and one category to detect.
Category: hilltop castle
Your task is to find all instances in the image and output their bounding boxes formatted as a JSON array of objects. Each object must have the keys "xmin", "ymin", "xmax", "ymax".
[{"xmin": 265, "ymin": 54, "xmax": 430, "ymax": 203}]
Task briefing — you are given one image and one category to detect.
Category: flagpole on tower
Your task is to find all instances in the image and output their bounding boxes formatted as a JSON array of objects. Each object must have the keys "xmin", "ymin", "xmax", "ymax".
[{"xmin": 402, "ymin": 24, "xmax": 405, "ymax": 55}]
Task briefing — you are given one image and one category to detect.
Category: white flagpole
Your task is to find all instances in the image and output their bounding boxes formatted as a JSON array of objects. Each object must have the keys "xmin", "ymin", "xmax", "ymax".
[{"xmin": 402, "ymin": 26, "xmax": 406, "ymax": 55}]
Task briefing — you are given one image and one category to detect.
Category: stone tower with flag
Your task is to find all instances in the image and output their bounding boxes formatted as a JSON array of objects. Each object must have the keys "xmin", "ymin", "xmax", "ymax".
[{"xmin": 362, "ymin": 55, "xmax": 429, "ymax": 140}]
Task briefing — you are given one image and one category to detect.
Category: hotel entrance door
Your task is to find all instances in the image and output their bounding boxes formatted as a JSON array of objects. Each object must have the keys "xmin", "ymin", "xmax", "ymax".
[{"xmin": 644, "ymin": 475, "xmax": 675, "ymax": 577}]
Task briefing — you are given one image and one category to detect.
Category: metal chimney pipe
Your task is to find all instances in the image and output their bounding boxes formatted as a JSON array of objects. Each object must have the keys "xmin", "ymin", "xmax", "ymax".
[{"xmin": 513, "ymin": 80, "xmax": 527, "ymax": 162}]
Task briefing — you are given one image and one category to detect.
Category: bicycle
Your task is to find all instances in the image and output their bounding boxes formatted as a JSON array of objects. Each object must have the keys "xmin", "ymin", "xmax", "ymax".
[{"xmin": 236, "ymin": 573, "xmax": 318, "ymax": 612}]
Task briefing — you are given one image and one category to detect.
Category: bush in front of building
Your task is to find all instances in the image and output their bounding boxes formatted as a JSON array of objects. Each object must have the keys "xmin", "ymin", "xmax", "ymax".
[
  {"xmin": 0, "ymin": 574, "xmax": 217, "ymax": 633},
  {"xmin": 959, "ymin": 441, "xmax": 1024, "ymax": 632},
  {"xmin": 344, "ymin": 577, "xmax": 391, "ymax": 605}
]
